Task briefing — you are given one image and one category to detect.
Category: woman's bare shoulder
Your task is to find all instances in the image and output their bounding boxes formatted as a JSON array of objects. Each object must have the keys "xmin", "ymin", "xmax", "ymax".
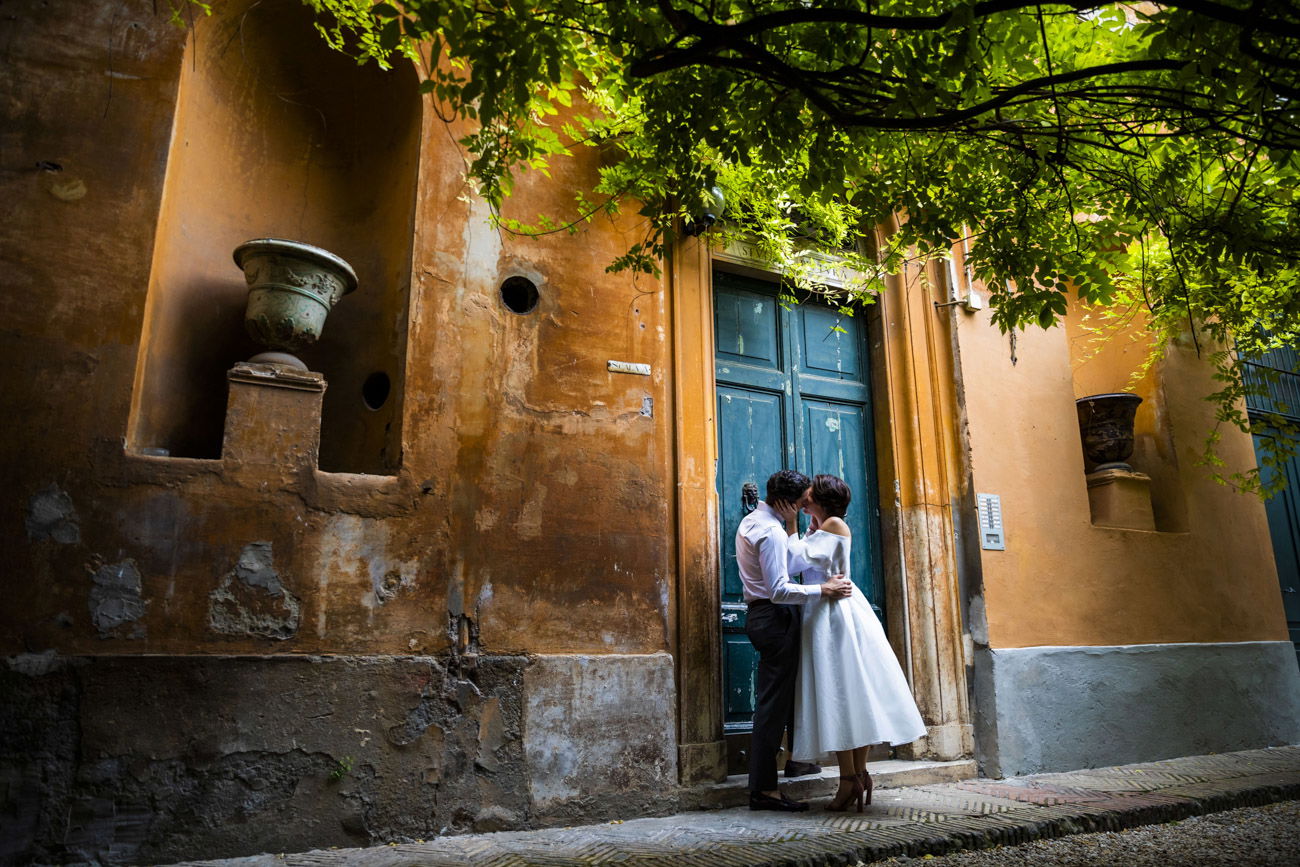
[{"xmin": 819, "ymin": 516, "xmax": 851, "ymax": 537}]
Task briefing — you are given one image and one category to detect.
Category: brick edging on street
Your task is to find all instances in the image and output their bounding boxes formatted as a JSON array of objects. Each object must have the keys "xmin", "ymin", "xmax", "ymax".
[{"xmin": 173, "ymin": 746, "xmax": 1300, "ymax": 866}]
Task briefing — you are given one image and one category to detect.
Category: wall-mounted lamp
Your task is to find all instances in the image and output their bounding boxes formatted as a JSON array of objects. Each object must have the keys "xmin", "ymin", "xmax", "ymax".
[
  {"xmin": 933, "ymin": 288, "xmax": 985, "ymax": 313},
  {"xmin": 683, "ymin": 186, "xmax": 726, "ymax": 237}
]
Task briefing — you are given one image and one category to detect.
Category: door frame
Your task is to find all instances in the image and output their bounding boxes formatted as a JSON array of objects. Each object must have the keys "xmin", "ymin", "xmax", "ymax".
[
  {"xmin": 671, "ymin": 232, "xmax": 974, "ymax": 784},
  {"xmin": 713, "ymin": 267, "xmax": 885, "ymax": 773}
]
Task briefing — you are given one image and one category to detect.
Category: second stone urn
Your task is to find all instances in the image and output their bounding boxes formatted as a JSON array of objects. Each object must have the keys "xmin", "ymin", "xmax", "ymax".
[
  {"xmin": 1075, "ymin": 393, "xmax": 1143, "ymax": 471},
  {"xmin": 233, "ymin": 238, "xmax": 357, "ymax": 369}
]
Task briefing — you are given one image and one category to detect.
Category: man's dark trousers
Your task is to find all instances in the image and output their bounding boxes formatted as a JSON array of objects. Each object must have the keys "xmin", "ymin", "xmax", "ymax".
[{"xmin": 746, "ymin": 598, "xmax": 800, "ymax": 793}]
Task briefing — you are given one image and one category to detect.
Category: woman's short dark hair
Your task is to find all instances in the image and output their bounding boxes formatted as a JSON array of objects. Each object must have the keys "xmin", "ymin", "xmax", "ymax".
[
  {"xmin": 810, "ymin": 474, "xmax": 851, "ymax": 518},
  {"xmin": 765, "ymin": 469, "xmax": 811, "ymax": 505}
]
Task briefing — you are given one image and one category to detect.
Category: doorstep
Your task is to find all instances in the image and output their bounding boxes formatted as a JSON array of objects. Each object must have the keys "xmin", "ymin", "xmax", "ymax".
[{"xmin": 680, "ymin": 757, "xmax": 978, "ymax": 810}]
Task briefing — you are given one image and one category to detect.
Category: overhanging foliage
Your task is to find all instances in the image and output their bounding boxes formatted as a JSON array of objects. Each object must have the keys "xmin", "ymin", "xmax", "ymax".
[{"xmin": 301, "ymin": 0, "xmax": 1300, "ymax": 494}]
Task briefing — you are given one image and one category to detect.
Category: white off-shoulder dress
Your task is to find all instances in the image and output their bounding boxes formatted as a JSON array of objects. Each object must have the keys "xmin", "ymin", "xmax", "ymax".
[{"xmin": 790, "ymin": 530, "xmax": 927, "ymax": 759}]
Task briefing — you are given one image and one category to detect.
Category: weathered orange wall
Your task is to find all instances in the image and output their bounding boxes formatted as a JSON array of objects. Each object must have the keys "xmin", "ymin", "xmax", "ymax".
[
  {"xmin": 957, "ymin": 295, "xmax": 1285, "ymax": 648},
  {"xmin": 1, "ymin": 0, "xmax": 671, "ymax": 658}
]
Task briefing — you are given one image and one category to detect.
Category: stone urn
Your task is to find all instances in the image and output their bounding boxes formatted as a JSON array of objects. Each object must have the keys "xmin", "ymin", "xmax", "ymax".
[
  {"xmin": 233, "ymin": 239, "xmax": 357, "ymax": 369},
  {"xmin": 1075, "ymin": 393, "xmax": 1143, "ymax": 471}
]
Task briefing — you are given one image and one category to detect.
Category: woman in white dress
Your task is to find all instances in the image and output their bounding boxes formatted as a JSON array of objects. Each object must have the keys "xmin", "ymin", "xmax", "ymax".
[{"xmin": 789, "ymin": 474, "xmax": 928, "ymax": 812}]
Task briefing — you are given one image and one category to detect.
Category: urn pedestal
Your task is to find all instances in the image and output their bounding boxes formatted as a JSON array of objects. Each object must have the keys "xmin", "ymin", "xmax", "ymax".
[{"xmin": 1086, "ymin": 468, "xmax": 1156, "ymax": 531}]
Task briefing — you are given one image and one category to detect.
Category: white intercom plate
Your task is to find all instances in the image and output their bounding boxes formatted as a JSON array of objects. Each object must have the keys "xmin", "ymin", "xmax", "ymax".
[{"xmin": 977, "ymin": 493, "xmax": 1005, "ymax": 551}]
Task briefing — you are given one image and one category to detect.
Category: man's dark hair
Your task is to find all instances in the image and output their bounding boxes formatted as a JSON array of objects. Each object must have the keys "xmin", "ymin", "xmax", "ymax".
[
  {"xmin": 765, "ymin": 470, "xmax": 811, "ymax": 506},
  {"xmin": 810, "ymin": 474, "xmax": 852, "ymax": 518}
]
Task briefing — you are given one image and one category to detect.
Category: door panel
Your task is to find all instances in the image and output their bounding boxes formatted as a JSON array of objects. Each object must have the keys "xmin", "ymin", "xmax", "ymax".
[
  {"xmin": 801, "ymin": 305, "xmax": 862, "ymax": 380},
  {"xmin": 724, "ymin": 633, "xmax": 760, "ymax": 727},
  {"xmin": 717, "ymin": 386, "xmax": 786, "ymax": 604},
  {"xmin": 803, "ymin": 399, "xmax": 879, "ymax": 608},
  {"xmin": 716, "ymin": 286, "xmax": 782, "ymax": 370}
]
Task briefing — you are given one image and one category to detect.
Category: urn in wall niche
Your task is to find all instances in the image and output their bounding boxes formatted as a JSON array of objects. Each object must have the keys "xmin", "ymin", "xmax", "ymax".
[
  {"xmin": 1075, "ymin": 393, "xmax": 1143, "ymax": 471},
  {"xmin": 233, "ymin": 239, "xmax": 357, "ymax": 369}
]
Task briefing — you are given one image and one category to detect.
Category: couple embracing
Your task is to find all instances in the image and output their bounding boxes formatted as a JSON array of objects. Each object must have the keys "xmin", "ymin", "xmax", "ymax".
[{"xmin": 738, "ymin": 470, "xmax": 927, "ymax": 813}]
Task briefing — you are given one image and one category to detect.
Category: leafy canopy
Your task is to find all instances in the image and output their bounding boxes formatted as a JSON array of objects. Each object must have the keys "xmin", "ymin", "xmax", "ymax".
[{"xmin": 304, "ymin": 0, "xmax": 1300, "ymax": 493}]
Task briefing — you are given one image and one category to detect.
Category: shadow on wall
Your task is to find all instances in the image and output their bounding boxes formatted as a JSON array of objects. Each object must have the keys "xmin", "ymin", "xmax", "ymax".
[{"xmin": 127, "ymin": 0, "xmax": 421, "ymax": 474}]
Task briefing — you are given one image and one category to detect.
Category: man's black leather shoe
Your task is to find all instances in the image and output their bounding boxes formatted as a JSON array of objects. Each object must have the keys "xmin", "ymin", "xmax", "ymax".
[
  {"xmin": 749, "ymin": 791, "xmax": 810, "ymax": 812},
  {"xmin": 784, "ymin": 760, "xmax": 822, "ymax": 778}
]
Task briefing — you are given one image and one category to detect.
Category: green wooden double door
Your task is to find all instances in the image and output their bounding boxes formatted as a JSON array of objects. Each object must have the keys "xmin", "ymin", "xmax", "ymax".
[
  {"xmin": 714, "ymin": 270, "xmax": 884, "ymax": 739},
  {"xmin": 1245, "ymin": 344, "xmax": 1300, "ymax": 668}
]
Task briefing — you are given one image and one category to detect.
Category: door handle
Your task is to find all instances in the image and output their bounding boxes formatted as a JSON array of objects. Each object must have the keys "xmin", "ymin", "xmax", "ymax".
[
  {"xmin": 721, "ymin": 612, "xmax": 739, "ymax": 624},
  {"xmin": 741, "ymin": 482, "xmax": 759, "ymax": 514}
]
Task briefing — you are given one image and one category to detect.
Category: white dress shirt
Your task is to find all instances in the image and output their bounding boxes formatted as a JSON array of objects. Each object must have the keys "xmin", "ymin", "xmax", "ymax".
[{"xmin": 735, "ymin": 502, "xmax": 819, "ymax": 604}]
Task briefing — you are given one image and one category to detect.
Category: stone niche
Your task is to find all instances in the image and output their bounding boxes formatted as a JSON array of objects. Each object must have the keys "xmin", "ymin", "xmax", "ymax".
[
  {"xmin": 127, "ymin": 0, "xmax": 420, "ymax": 474},
  {"xmin": 1065, "ymin": 304, "xmax": 1189, "ymax": 533}
]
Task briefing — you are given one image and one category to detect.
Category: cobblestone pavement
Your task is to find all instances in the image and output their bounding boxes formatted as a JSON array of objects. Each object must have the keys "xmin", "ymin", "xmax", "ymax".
[
  {"xmin": 879, "ymin": 800, "xmax": 1300, "ymax": 866},
  {"xmin": 176, "ymin": 746, "xmax": 1300, "ymax": 867}
]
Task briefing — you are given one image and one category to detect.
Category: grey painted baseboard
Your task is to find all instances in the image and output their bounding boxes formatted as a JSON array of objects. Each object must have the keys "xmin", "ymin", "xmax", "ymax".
[{"xmin": 974, "ymin": 640, "xmax": 1300, "ymax": 778}]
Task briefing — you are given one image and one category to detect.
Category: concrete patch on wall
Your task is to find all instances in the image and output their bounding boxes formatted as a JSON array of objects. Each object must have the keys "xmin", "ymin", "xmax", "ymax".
[
  {"xmin": 208, "ymin": 542, "xmax": 301, "ymax": 639},
  {"xmin": 1, "ymin": 654, "xmax": 81, "ymax": 865},
  {"xmin": 3, "ymin": 653, "xmax": 530, "ymax": 865},
  {"xmin": 523, "ymin": 653, "xmax": 677, "ymax": 821},
  {"xmin": 26, "ymin": 483, "xmax": 80, "ymax": 543},
  {"xmin": 88, "ymin": 559, "xmax": 147, "ymax": 638},
  {"xmin": 974, "ymin": 640, "xmax": 1300, "ymax": 778}
]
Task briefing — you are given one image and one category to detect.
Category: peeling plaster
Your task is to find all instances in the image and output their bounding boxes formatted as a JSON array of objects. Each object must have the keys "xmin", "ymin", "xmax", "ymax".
[
  {"xmin": 26, "ymin": 484, "xmax": 80, "ymax": 544},
  {"xmin": 310, "ymin": 514, "xmax": 415, "ymax": 610},
  {"xmin": 373, "ymin": 564, "xmax": 417, "ymax": 605},
  {"xmin": 88, "ymin": 559, "xmax": 147, "ymax": 638},
  {"xmin": 514, "ymin": 485, "xmax": 547, "ymax": 540},
  {"xmin": 5, "ymin": 650, "xmax": 68, "ymax": 677},
  {"xmin": 474, "ymin": 508, "xmax": 500, "ymax": 532},
  {"xmin": 461, "ymin": 197, "xmax": 503, "ymax": 306},
  {"xmin": 208, "ymin": 542, "xmax": 301, "ymax": 640}
]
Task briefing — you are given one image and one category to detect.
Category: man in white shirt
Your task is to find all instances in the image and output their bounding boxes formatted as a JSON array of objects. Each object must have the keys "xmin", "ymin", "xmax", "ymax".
[{"xmin": 739, "ymin": 469, "xmax": 853, "ymax": 811}]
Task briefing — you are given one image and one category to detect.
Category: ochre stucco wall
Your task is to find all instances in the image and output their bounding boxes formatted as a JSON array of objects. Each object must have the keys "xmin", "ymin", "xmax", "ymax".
[
  {"xmin": 1, "ymin": 0, "xmax": 671, "ymax": 659},
  {"xmin": 957, "ymin": 297, "xmax": 1286, "ymax": 649}
]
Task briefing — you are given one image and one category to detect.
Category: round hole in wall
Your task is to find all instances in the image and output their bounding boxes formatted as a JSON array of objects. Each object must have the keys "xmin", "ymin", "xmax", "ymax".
[
  {"xmin": 500, "ymin": 275, "xmax": 540, "ymax": 314},
  {"xmin": 362, "ymin": 372, "xmax": 391, "ymax": 411}
]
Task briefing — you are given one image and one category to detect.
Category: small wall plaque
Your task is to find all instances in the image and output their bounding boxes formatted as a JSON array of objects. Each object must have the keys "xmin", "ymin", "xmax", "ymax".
[{"xmin": 608, "ymin": 360, "xmax": 651, "ymax": 376}]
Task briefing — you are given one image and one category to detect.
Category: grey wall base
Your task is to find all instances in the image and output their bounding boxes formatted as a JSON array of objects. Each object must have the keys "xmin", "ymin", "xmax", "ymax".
[
  {"xmin": 1, "ymin": 651, "xmax": 676, "ymax": 866},
  {"xmin": 974, "ymin": 640, "xmax": 1300, "ymax": 778}
]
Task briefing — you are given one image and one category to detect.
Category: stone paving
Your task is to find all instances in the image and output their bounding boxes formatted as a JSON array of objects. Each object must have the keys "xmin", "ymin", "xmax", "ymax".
[{"xmin": 176, "ymin": 746, "xmax": 1300, "ymax": 867}]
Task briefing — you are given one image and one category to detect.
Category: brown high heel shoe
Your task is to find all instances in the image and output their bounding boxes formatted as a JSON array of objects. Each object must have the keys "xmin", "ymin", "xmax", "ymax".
[
  {"xmin": 858, "ymin": 769, "xmax": 873, "ymax": 807},
  {"xmin": 825, "ymin": 775, "xmax": 865, "ymax": 813}
]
